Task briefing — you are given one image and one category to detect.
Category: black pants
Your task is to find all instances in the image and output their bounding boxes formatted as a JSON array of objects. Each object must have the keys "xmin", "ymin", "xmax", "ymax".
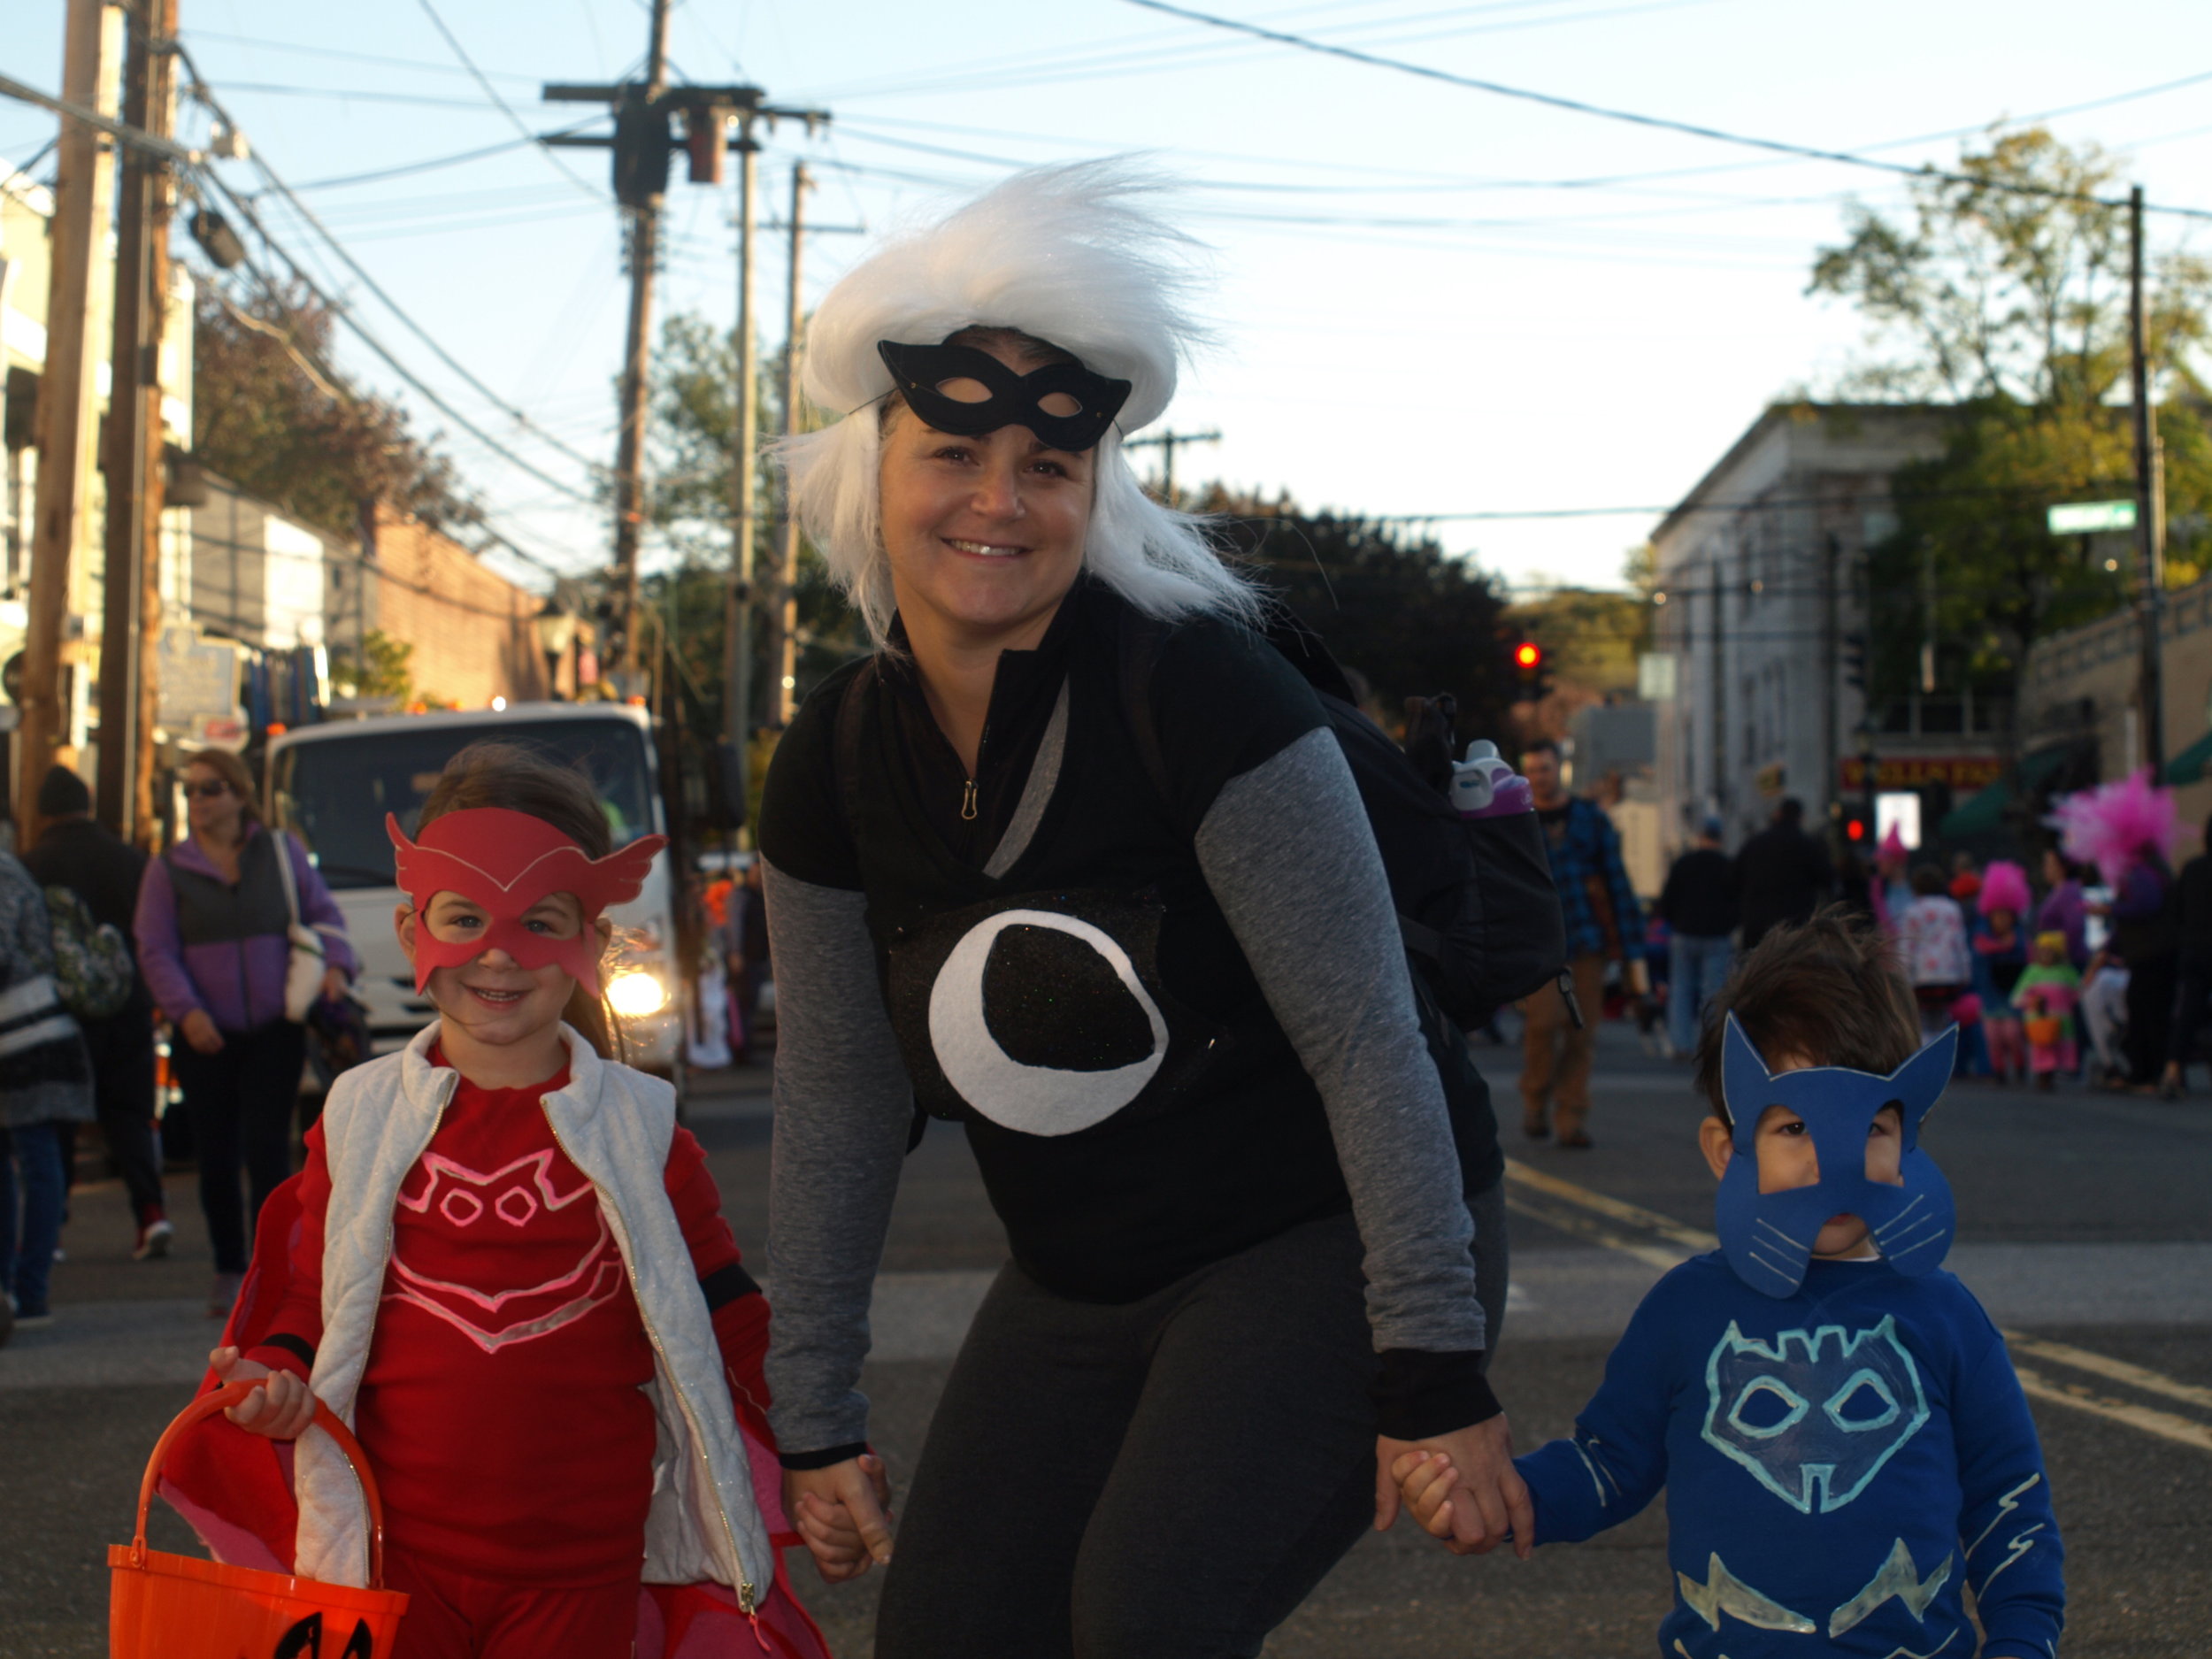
[
  {"xmin": 874, "ymin": 1185, "xmax": 1509, "ymax": 1659},
  {"xmin": 2125, "ymin": 955, "xmax": 2178, "ymax": 1085},
  {"xmin": 80, "ymin": 1018, "xmax": 163, "ymax": 1223},
  {"xmin": 173, "ymin": 1019, "xmax": 306, "ymax": 1273},
  {"xmin": 2169, "ymin": 954, "xmax": 2212, "ymax": 1071}
]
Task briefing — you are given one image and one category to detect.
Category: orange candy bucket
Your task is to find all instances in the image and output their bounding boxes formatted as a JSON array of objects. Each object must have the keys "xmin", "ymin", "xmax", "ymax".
[{"xmin": 109, "ymin": 1380, "xmax": 410, "ymax": 1659}]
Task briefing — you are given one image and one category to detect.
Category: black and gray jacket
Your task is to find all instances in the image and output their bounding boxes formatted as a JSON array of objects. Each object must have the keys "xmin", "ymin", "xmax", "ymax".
[{"xmin": 758, "ymin": 580, "xmax": 1500, "ymax": 1456}]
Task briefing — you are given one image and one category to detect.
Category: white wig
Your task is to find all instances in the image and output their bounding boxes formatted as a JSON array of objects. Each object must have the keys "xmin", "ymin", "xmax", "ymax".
[{"xmin": 776, "ymin": 159, "xmax": 1260, "ymax": 645}]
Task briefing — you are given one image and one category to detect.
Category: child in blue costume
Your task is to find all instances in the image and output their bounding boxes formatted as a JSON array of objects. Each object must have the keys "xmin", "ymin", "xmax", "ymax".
[{"xmin": 1399, "ymin": 915, "xmax": 2063, "ymax": 1657}]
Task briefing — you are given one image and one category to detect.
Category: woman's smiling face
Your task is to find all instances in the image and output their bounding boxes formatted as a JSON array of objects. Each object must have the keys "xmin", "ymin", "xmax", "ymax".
[
  {"xmin": 402, "ymin": 889, "xmax": 605, "ymax": 1048},
  {"xmin": 876, "ymin": 333, "xmax": 1095, "ymax": 645}
]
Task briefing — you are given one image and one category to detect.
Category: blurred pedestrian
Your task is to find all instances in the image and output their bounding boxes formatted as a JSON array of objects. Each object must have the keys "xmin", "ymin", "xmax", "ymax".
[
  {"xmin": 2159, "ymin": 815, "xmax": 2212, "ymax": 1099},
  {"xmin": 0, "ymin": 849, "xmax": 93, "ymax": 1327},
  {"xmin": 22, "ymin": 764, "xmax": 168, "ymax": 1259},
  {"xmin": 1733, "ymin": 797, "xmax": 1832, "ymax": 950},
  {"xmin": 1519, "ymin": 737, "xmax": 1645, "ymax": 1147},
  {"xmin": 2034, "ymin": 848, "xmax": 2089, "ymax": 969},
  {"xmin": 2108, "ymin": 845, "xmax": 2177, "ymax": 1090},
  {"xmin": 1973, "ymin": 862, "xmax": 2031, "ymax": 1086},
  {"xmin": 134, "ymin": 749, "xmax": 356, "ymax": 1317},
  {"xmin": 726, "ymin": 859, "xmax": 770, "ymax": 1063},
  {"xmin": 1657, "ymin": 817, "xmax": 1735, "ymax": 1059},
  {"xmin": 2014, "ymin": 932, "xmax": 2083, "ymax": 1091},
  {"xmin": 1899, "ymin": 864, "xmax": 1970, "ymax": 1039}
]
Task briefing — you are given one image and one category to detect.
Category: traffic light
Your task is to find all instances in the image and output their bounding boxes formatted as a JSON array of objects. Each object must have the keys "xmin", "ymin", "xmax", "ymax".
[
  {"xmin": 1842, "ymin": 631, "xmax": 1869, "ymax": 692},
  {"xmin": 1511, "ymin": 640, "xmax": 1551, "ymax": 702},
  {"xmin": 1844, "ymin": 814, "xmax": 1868, "ymax": 844}
]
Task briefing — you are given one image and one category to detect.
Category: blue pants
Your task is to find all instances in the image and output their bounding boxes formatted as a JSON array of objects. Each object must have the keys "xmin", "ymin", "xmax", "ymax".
[
  {"xmin": 1668, "ymin": 933, "xmax": 1734, "ymax": 1056},
  {"xmin": 0, "ymin": 1120, "xmax": 70, "ymax": 1316}
]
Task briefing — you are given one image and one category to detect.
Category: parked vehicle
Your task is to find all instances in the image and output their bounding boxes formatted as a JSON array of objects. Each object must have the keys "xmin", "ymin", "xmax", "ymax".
[{"xmin": 264, "ymin": 704, "xmax": 685, "ymax": 1091}]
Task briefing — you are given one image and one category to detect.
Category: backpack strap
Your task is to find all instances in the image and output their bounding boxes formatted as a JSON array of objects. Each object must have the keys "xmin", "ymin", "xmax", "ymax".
[
  {"xmin": 1117, "ymin": 607, "xmax": 1180, "ymax": 835},
  {"xmin": 832, "ymin": 656, "xmax": 880, "ymax": 856}
]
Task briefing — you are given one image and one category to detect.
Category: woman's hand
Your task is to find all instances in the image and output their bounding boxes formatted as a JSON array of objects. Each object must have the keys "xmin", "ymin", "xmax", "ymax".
[
  {"xmin": 1374, "ymin": 1415, "xmax": 1534, "ymax": 1559},
  {"xmin": 783, "ymin": 1454, "xmax": 895, "ymax": 1582},
  {"xmin": 319, "ymin": 966, "xmax": 350, "ymax": 1004},
  {"xmin": 180, "ymin": 1010, "xmax": 225, "ymax": 1056},
  {"xmin": 209, "ymin": 1346, "xmax": 319, "ymax": 1440}
]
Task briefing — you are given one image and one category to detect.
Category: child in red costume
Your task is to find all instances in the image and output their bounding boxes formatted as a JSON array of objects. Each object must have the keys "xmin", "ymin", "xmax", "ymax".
[{"xmin": 204, "ymin": 744, "xmax": 827, "ymax": 1659}]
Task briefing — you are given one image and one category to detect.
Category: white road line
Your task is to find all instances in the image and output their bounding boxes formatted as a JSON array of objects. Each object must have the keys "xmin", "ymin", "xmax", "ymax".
[{"xmin": 2014, "ymin": 1366, "xmax": 2212, "ymax": 1455}]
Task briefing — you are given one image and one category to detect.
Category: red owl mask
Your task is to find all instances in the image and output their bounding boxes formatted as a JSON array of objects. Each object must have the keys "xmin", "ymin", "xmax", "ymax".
[{"xmin": 387, "ymin": 809, "xmax": 666, "ymax": 993}]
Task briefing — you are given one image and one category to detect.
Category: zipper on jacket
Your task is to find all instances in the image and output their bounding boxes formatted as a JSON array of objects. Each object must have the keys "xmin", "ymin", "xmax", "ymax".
[
  {"xmin": 960, "ymin": 779, "xmax": 978, "ymax": 821},
  {"xmin": 544, "ymin": 1107, "xmax": 759, "ymax": 1615}
]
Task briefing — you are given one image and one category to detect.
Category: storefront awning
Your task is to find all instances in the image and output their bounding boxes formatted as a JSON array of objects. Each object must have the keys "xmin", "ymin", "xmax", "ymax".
[
  {"xmin": 2164, "ymin": 726, "xmax": 2212, "ymax": 787},
  {"xmin": 1935, "ymin": 747, "xmax": 2075, "ymax": 839}
]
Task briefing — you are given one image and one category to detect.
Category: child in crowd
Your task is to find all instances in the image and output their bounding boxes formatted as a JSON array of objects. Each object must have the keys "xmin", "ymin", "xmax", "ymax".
[
  {"xmin": 2015, "ymin": 931, "xmax": 2085, "ymax": 1091},
  {"xmin": 1975, "ymin": 861, "xmax": 2032, "ymax": 1085},
  {"xmin": 1898, "ymin": 864, "xmax": 1972, "ymax": 1040},
  {"xmin": 1397, "ymin": 913, "xmax": 2064, "ymax": 1658},
  {"xmin": 202, "ymin": 744, "xmax": 799, "ymax": 1659}
]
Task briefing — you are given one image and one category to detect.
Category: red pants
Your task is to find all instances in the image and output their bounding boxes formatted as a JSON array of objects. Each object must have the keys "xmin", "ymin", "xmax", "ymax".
[{"xmin": 386, "ymin": 1548, "xmax": 638, "ymax": 1659}]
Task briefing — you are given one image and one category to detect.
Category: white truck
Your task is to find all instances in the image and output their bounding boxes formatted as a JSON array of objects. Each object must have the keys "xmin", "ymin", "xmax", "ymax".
[{"xmin": 263, "ymin": 703, "xmax": 687, "ymax": 1090}]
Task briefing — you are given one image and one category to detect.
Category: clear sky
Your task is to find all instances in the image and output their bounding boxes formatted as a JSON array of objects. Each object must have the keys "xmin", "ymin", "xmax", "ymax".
[{"xmin": 5, "ymin": 1, "xmax": 2209, "ymax": 599}]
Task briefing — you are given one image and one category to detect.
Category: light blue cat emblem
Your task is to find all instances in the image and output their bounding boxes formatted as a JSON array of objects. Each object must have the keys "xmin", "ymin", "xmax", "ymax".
[{"xmin": 1702, "ymin": 1317, "xmax": 1930, "ymax": 1514}]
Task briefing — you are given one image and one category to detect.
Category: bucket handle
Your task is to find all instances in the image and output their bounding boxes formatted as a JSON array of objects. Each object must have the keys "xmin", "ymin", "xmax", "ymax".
[{"xmin": 130, "ymin": 1379, "xmax": 388, "ymax": 1588}]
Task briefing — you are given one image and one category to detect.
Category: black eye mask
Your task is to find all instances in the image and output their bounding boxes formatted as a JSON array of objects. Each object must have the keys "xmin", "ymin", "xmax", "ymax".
[{"xmin": 877, "ymin": 340, "xmax": 1133, "ymax": 453}]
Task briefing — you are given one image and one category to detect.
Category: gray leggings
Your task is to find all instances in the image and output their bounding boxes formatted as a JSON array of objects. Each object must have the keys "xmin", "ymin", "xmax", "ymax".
[{"xmin": 874, "ymin": 1182, "xmax": 1509, "ymax": 1659}]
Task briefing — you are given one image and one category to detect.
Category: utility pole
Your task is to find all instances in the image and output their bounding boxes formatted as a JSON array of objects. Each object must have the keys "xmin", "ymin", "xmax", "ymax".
[
  {"xmin": 1124, "ymin": 427, "xmax": 1220, "ymax": 505},
  {"xmin": 725, "ymin": 121, "xmax": 759, "ymax": 756},
  {"xmin": 767, "ymin": 162, "xmax": 810, "ymax": 728},
  {"xmin": 96, "ymin": 0, "xmax": 175, "ymax": 843},
  {"xmin": 2129, "ymin": 183, "xmax": 2167, "ymax": 780},
  {"xmin": 19, "ymin": 0, "xmax": 121, "ymax": 845},
  {"xmin": 608, "ymin": 0, "xmax": 670, "ymax": 689}
]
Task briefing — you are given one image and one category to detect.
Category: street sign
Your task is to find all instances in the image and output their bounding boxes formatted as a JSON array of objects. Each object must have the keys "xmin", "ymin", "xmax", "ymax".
[
  {"xmin": 156, "ymin": 626, "xmax": 240, "ymax": 728},
  {"xmin": 2047, "ymin": 499, "xmax": 2137, "ymax": 535}
]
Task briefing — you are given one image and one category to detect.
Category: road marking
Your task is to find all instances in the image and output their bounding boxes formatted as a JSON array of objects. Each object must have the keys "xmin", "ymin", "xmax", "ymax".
[
  {"xmin": 1502, "ymin": 1157, "xmax": 2212, "ymax": 1452},
  {"xmin": 2014, "ymin": 1366, "xmax": 2212, "ymax": 1454}
]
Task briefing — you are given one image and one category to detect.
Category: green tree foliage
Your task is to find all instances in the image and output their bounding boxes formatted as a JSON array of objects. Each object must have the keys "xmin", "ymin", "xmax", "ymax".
[
  {"xmin": 1504, "ymin": 583, "xmax": 1648, "ymax": 701},
  {"xmin": 1196, "ymin": 487, "xmax": 1514, "ymax": 740},
  {"xmin": 190, "ymin": 283, "xmax": 472, "ymax": 538},
  {"xmin": 1809, "ymin": 129, "xmax": 2212, "ymax": 713},
  {"xmin": 328, "ymin": 628, "xmax": 412, "ymax": 703}
]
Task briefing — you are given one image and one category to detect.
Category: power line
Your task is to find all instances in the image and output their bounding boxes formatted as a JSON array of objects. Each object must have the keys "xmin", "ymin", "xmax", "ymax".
[
  {"xmin": 1123, "ymin": 0, "xmax": 2212, "ymax": 222},
  {"xmin": 413, "ymin": 0, "xmax": 609, "ymax": 203},
  {"xmin": 284, "ymin": 125, "xmax": 597, "ymax": 193}
]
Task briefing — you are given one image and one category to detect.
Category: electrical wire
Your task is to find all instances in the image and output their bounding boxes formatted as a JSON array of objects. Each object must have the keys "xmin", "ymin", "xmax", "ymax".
[
  {"xmin": 1122, "ymin": 0, "xmax": 2212, "ymax": 221},
  {"xmin": 414, "ymin": 0, "xmax": 610, "ymax": 204},
  {"xmin": 283, "ymin": 124, "xmax": 600, "ymax": 194}
]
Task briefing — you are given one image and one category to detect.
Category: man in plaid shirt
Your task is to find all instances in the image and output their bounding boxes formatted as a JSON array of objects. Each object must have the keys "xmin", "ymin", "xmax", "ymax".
[{"xmin": 1518, "ymin": 739, "xmax": 1645, "ymax": 1148}]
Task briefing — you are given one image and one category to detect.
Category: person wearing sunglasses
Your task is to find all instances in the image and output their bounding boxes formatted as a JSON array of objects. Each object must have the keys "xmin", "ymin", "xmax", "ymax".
[{"xmin": 134, "ymin": 748, "xmax": 356, "ymax": 1317}]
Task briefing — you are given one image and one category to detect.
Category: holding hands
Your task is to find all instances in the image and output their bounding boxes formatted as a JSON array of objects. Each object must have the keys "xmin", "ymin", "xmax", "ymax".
[
  {"xmin": 208, "ymin": 1346, "xmax": 320, "ymax": 1440},
  {"xmin": 784, "ymin": 1454, "xmax": 895, "ymax": 1583},
  {"xmin": 1376, "ymin": 1416, "xmax": 1534, "ymax": 1560}
]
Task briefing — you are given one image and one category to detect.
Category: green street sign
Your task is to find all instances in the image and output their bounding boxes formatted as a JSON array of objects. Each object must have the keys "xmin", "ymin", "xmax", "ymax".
[{"xmin": 2047, "ymin": 499, "xmax": 2137, "ymax": 534}]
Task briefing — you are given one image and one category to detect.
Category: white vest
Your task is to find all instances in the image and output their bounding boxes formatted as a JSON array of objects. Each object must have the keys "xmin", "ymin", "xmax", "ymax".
[{"xmin": 293, "ymin": 1023, "xmax": 771, "ymax": 1610}]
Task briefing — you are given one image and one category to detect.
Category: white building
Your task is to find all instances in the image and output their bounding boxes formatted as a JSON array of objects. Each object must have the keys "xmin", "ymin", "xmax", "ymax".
[{"xmin": 1648, "ymin": 403, "xmax": 1970, "ymax": 854}]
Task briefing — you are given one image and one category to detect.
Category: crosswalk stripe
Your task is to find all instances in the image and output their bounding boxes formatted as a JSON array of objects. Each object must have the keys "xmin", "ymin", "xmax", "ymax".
[{"xmin": 2013, "ymin": 1366, "xmax": 2212, "ymax": 1454}]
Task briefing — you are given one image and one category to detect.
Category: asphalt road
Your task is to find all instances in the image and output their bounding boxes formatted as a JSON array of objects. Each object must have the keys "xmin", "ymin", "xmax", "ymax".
[{"xmin": 5, "ymin": 1022, "xmax": 2208, "ymax": 1656}]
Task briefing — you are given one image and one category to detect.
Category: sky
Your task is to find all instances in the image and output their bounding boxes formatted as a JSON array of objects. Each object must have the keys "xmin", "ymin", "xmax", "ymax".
[{"xmin": 5, "ymin": 0, "xmax": 2211, "ymax": 601}]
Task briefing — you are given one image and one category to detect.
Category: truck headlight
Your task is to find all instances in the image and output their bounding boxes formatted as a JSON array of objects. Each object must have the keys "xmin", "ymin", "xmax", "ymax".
[{"xmin": 606, "ymin": 969, "xmax": 668, "ymax": 1018}]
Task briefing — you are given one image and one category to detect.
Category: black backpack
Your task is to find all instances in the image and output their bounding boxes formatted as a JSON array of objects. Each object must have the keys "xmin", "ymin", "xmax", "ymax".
[{"xmin": 1119, "ymin": 606, "xmax": 1569, "ymax": 1030}]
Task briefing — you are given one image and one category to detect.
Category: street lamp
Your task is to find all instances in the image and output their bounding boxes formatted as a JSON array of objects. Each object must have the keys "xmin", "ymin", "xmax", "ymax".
[{"xmin": 534, "ymin": 601, "xmax": 578, "ymax": 701}]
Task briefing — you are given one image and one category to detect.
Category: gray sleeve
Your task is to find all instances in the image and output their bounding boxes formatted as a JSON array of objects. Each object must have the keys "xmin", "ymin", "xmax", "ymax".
[
  {"xmin": 759, "ymin": 862, "xmax": 915, "ymax": 1454},
  {"xmin": 1194, "ymin": 726, "xmax": 1486, "ymax": 1355}
]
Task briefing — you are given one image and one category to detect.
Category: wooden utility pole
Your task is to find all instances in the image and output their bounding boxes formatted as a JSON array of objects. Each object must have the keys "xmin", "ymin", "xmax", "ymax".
[
  {"xmin": 96, "ymin": 0, "xmax": 176, "ymax": 843},
  {"xmin": 725, "ymin": 122, "xmax": 758, "ymax": 750},
  {"xmin": 767, "ymin": 162, "xmax": 810, "ymax": 728},
  {"xmin": 1125, "ymin": 427, "xmax": 1221, "ymax": 505},
  {"xmin": 2129, "ymin": 183, "xmax": 2167, "ymax": 779},
  {"xmin": 19, "ymin": 0, "xmax": 121, "ymax": 845}
]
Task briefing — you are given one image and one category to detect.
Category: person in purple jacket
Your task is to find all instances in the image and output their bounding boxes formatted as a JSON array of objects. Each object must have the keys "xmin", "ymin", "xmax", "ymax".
[{"xmin": 133, "ymin": 748, "xmax": 355, "ymax": 1316}]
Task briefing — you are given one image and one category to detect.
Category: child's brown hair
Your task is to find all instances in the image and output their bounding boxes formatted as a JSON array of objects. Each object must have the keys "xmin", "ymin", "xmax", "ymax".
[
  {"xmin": 1692, "ymin": 909, "xmax": 1919, "ymax": 1125},
  {"xmin": 417, "ymin": 741, "xmax": 623, "ymax": 1060}
]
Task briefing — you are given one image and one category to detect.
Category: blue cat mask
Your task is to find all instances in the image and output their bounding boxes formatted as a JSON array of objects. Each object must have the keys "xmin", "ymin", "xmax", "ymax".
[{"xmin": 1717, "ymin": 1017, "xmax": 1957, "ymax": 1297}]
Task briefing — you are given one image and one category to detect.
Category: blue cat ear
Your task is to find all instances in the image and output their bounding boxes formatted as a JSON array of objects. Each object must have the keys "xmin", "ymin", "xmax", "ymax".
[
  {"xmin": 1885, "ymin": 1025, "xmax": 1957, "ymax": 1132},
  {"xmin": 1720, "ymin": 1015, "xmax": 1772, "ymax": 1143}
]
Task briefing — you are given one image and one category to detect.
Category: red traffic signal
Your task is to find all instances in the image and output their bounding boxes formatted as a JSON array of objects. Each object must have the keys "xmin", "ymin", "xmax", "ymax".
[
  {"xmin": 1514, "ymin": 641, "xmax": 1541, "ymax": 670},
  {"xmin": 1845, "ymin": 817, "xmax": 1867, "ymax": 842}
]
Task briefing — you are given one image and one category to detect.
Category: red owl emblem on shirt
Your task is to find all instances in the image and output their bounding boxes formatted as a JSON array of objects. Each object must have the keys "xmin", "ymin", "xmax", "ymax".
[{"xmin": 386, "ymin": 1151, "xmax": 626, "ymax": 1353}]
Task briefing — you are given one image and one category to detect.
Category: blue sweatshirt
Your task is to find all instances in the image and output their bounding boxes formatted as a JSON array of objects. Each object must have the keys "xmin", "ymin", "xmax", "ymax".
[{"xmin": 1517, "ymin": 1254, "xmax": 2063, "ymax": 1659}]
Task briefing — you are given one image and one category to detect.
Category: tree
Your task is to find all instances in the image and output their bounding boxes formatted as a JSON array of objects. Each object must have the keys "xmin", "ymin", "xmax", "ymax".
[
  {"xmin": 1196, "ymin": 487, "xmax": 1516, "ymax": 741},
  {"xmin": 328, "ymin": 628, "xmax": 412, "ymax": 703},
  {"xmin": 189, "ymin": 281, "xmax": 473, "ymax": 538},
  {"xmin": 1809, "ymin": 129, "xmax": 2212, "ymax": 733}
]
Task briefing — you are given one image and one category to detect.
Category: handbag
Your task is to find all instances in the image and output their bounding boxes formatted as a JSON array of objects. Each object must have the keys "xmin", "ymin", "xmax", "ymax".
[
  {"xmin": 268, "ymin": 831, "xmax": 336, "ymax": 1024},
  {"xmin": 2024, "ymin": 1015, "xmax": 2064, "ymax": 1048}
]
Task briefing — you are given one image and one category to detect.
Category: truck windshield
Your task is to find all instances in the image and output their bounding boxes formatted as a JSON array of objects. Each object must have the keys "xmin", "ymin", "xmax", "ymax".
[{"xmin": 270, "ymin": 719, "xmax": 657, "ymax": 890}]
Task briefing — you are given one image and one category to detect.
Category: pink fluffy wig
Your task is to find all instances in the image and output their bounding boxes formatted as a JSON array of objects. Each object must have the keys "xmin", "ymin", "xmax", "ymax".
[
  {"xmin": 1978, "ymin": 859, "xmax": 2032, "ymax": 917},
  {"xmin": 2049, "ymin": 769, "xmax": 2182, "ymax": 887}
]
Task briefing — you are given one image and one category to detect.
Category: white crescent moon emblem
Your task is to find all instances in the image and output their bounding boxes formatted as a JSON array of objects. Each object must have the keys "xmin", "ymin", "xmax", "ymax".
[{"xmin": 926, "ymin": 909, "xmax": 1169, "ymax": 1137}]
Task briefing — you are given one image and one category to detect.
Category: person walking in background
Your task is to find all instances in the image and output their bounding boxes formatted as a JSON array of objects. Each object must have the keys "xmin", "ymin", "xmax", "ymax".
[
  {"xmin": 21, "ymin": 764, "xmax": 168, "ymax": 1260},
  {"xmin": 1732, "ymin": 797, "xmax": 1832, "ymax": 950},
  {"xmin": 1899, "ymin": 864, "xmax": 1971, "ymax": 1040},
  {"xmin": 133, "ymin": 749, "xmax": 356, "ymax": 1317},
  {"xmin": 1657, "ymin": 817, "xmax": 1735, "ymax": 1060},
  {"xmin": 0, "ymin": 849, "xmax": 94, "ymax": 1331},
  {"xmin": 2015, "ymin": 932, "xmax": 2084, "ymax": 1091},
  {"xmin": 1973, "ymin": 861, "xmax": 2032, "ymax": 1086},
  {"xmin": 2159, "ymin": 816, "xmax": 2212, "ymax": 1099},
  {"xmin": 2108, "ymin": 843, "xmax": 2177, "ymax": 1090},
  {"xmin": 2034, "ymin": 847, "xmax": 2090, "ymax": 969},
  {"xmin": 726, "ymin": 858, "xmax": 771, "ymax": 1064},
  {"xmin": 1520, "ymin": 737, "xmax": 1645, "ymax": 1148}
]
